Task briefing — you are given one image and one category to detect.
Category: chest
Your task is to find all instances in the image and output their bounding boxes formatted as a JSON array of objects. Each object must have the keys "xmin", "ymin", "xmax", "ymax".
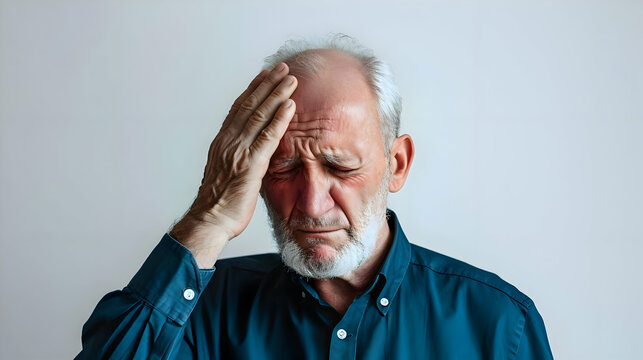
[{"xmin": 184, "ymin": 277, "xmax": 516, "ymax": 360}]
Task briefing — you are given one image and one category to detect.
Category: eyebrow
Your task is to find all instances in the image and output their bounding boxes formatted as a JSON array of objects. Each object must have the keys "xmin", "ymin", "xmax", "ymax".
[
  {"xmin": 270, "ymin": 157, "xmax": 299, "ymax": 168},
  {"xmin": 271, "ymin": 153, "xmax": 359, "ymax": 167},
  {"xmin": 321, "ymin": 153, "xmax": 345, "ymax": 164}
]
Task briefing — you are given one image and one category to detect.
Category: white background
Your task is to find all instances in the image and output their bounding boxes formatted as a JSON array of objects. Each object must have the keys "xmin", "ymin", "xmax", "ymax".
[{"xmin": 1, "ymin": 1, "xmax": 641, "ymax": 359}]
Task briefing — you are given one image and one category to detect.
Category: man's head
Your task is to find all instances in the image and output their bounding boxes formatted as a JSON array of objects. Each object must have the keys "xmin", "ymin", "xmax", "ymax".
[{"xmin": 260, "ymin": 35, "xmax": 414, "ymax": 279}]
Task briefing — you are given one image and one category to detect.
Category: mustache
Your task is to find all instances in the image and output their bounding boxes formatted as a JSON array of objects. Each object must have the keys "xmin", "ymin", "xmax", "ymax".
[{"xmin": 287, "ymin": 215, "xmax": 348, "ymax": 229}]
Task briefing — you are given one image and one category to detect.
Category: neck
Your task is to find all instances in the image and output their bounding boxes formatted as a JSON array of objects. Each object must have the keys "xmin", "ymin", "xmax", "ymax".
[{"xmin": 312, "ymin": 217, "xmax": 392, "ymax": 315}]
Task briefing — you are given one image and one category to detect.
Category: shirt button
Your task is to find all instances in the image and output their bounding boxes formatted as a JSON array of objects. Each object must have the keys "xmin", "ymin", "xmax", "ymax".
[
  {"xmin": 380, "ymin": 297, "xmax": 389, "ymax": 306},
  {"xmin": 301, "ymin": 291, "xmax": 306, "ymax": 298},
  {"xmin": 336, "ymin": 329, "xmax": 347, "ymax": 340},
  {"xmin": 183, "ymin": 288, "xmax": 195, "ymax": 301}
]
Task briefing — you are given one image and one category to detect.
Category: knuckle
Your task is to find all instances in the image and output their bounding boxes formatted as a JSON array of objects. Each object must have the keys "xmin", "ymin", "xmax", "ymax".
[
  {"xmin": 273, "ymin": 106, "xmax": 289, "ymax": 121},
  {"xmin": 268, "ymin": 88, "xmax": 285, "ymax": 101},
  {"xmin": 251, "ymin": 107, "xmax": 267, "ymax": 122},
  {"xmin": 266, "ymin": 71, "xmax": 285, "ymax": 84},
  {"xmin": 230, "ymin": 97, "xmax": 244, "ymax": 111},
  {"xmin": 260, "ymin": 127, "xmax": 274, "ymax": 140},
  {"xmin": 228, "ymin": 103, "xmax": 240, "ymax": 115},
  {"xmin": 240, "ymin": 94, "xmax": 257, "ymax": 112}
]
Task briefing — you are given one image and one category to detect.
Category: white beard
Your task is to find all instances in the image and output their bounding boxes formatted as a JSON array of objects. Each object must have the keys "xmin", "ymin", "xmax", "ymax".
[{"xmin": 263, "ymin": 173, "xmax": 390, "ymax": 279}]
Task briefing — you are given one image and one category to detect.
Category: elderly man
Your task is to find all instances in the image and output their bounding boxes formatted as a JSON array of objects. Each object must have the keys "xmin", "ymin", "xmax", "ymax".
[{"xmin": 77, "ymin": 35, "xmax": 553, "ymax": 359}]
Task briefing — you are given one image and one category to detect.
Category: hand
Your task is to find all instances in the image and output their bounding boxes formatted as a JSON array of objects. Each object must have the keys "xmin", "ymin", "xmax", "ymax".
[{"xmin": 170, "ymin": 63, "xmax": 297, "ymax": 268}]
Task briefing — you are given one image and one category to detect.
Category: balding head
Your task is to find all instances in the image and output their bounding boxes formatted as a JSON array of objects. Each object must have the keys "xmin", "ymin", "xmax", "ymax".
[{"xmin": 263, "ymin": 34, "xmax": 402, "ymax": 153}]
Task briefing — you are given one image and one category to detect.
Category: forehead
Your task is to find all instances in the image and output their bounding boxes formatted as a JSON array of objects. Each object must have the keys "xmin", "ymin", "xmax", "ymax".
[
  {"xmin": 272, "ymin": 51, "xmax": 381, "ymax": 161},
  {"xmin": 289, "ymin": 49, "xmax": 376, "ymax": 111}
]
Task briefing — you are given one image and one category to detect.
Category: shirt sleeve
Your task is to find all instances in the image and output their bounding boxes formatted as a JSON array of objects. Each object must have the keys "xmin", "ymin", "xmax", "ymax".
[
  {"xmin": 76, "ymin": 234, "xmax": 216, "ymax": 360},
  {"xmin": 513, "ymin": 302, "xmax": 554, "ymax": 360}
]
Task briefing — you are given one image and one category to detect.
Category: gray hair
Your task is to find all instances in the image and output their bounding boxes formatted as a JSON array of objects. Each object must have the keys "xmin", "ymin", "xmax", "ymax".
[{"xmin": 263, "ymin": 34, "xmax": 402, "ymax": 152}]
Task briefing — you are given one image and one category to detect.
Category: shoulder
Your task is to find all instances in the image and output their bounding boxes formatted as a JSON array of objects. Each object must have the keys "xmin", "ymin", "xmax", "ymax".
[
  {"xmin": 215, "ymin": 253, "xmax": 283, "ymax": 274},
  {"xmin": 203, "ymin": 253, "xmax": 284, "ymax": 298},
  {"xmin": 408, "ymin": 243, "xmax": 534, "ymax": 310}
]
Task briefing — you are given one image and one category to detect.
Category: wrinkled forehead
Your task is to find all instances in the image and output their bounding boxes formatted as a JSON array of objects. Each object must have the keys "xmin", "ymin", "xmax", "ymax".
[
  {"xmin": 272, "ymin": 103, "xmax": 381, "ymax": 163},
  {"xmin": 272, "ymin": 50, "xmax": 382, "ymax": 160},
  {"xmin": 287, "ymin": 104, "xmax": 371, "ymax": 136}
]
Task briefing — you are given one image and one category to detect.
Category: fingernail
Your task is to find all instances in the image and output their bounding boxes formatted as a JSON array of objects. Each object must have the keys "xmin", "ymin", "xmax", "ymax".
[
  {"xmin": 285, "ymin": 99, "xmax": 294, "ymax": 108},
  {"xmin": 275, "ymin": 62, "xmax": 286, "ymax": 72},
  {"xmin": 286, "ymin": 75, "xmax": 294, "ymax": 85}
]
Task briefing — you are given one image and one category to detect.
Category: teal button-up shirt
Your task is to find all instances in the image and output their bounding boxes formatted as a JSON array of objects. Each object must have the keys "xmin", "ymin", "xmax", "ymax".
[{"xmin": 77, "ymin": 210, "xmax": 553, "ymax": 359}]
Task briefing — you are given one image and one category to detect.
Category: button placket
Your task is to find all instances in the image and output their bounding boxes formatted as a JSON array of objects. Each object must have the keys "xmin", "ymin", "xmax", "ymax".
[{"xmin": 328, "ymin": 292, "xmax": 374, "ymax": 359}]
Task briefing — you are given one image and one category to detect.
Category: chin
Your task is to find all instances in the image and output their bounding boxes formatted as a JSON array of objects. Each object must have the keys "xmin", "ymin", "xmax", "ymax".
[
  {"xmin": 263, "ymin": 190, "xmax": 388, "ymax": 279},
  {"xmin": 304, "ymin": 242, "xmax": 341, "ymax": 263},
  {"xmin": 277, "ymin": 234, "xmax": 373, "ymax": 279}
]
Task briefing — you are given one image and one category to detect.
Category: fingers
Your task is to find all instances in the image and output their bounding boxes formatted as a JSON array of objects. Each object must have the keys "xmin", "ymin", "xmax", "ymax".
[
  {"xmin": 250, "ymin": 99, "xmax": 296, "ymax": 159},
  {"xmin": 221, "ymin": 69, "xmax": 270, "ymax": 131},
  {"xmin": 242, "ymin": 74, "xmax": 297, "ymax": 141},
  {"xmin": 227, "ymin": 63, "xmax": 291, "ymax": 135}
]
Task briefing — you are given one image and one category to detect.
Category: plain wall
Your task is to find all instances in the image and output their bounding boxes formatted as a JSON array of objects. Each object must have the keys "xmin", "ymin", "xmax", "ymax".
[{"xmin": 1, "ymin": 1, "xmax": 642, "ymax": 359}]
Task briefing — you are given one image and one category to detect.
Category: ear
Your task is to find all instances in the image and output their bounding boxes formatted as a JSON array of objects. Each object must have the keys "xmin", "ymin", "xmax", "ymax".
[{"xmin": 387, "ymin": 134, "xmax": 414, "ymax": 193}]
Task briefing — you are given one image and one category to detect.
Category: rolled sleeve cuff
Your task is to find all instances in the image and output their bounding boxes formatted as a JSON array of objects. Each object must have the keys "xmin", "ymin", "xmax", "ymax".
[{"xmin": 126, "ymin": 233, "xmax": 216, "ymax": 326}]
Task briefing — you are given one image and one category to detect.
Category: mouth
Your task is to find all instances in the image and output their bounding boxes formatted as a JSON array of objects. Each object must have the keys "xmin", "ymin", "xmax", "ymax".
[
  {"xmin": 296, "ymin": 229, "xmax": 345, "ymax": 240},
  {"xmin": 298, "ymin": 228, "xmax": 342, "ymax": 234}
]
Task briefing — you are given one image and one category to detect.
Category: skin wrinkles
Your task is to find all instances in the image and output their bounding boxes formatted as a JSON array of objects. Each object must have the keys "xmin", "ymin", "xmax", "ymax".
[
  {"xmin": 272, "ymin": 103, "xmax": 378, "ymax": 168},
  {"xmin": 263, "ymin": 81, "xmax": 386, "ymax": 254},
  {"xmin": 269, "ymin": 107, "xmax": 377, "ymax": 194}
]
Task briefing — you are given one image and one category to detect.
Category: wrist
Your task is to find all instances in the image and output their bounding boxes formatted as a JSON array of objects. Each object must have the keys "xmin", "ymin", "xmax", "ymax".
[
  {"xmin": 170, "ymin": 214, "xmax": 229, "ymax": 244},
  {"xmin": 169, "ymin": 214, "xmax": 231, "ymax": 269}
]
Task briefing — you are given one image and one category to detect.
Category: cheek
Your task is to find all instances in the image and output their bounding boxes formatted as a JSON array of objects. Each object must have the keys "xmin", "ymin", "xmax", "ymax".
[
  {"xmin": 328, "ymin": 177, "xmax": 370, "ymax": 219},
  {"xmin": 263, "ymin": 179, "xmax": 297, "ymax": 215}
]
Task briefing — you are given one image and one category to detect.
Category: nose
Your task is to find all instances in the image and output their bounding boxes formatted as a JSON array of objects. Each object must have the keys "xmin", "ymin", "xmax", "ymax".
[{"xmin": 294, "ymin": 169, "xmax": 335, "ymax": 219}]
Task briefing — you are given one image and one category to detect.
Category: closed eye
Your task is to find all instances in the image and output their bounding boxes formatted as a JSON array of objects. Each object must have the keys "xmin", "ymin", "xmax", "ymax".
[
  {"xmin": 268, "ymin": 165, "xmax": 358, "ymax": 176},
  {"xmin": 329, "ymin": 165, "xmax": 357, "ymax": 174},
  {"xmin": 270, "ymin": 168, "xmax": 297, "ymax": 176}
]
